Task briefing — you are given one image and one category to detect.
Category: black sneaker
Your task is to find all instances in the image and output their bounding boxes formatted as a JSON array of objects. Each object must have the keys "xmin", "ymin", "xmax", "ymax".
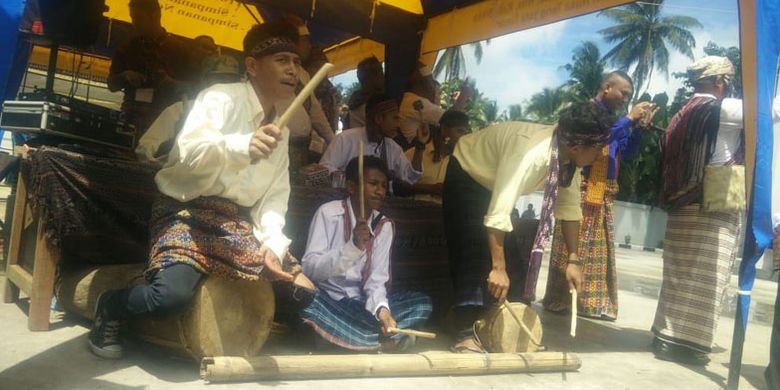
[{"xmin": 88, "ymin": 291, "xmax": 124, "ymax": 359}]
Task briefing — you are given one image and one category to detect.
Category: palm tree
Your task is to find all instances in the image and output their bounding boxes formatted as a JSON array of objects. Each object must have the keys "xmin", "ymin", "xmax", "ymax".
[
  {"xmin": 507, "ymin": 104, "xmax": 524, "ymax": 120},
  {"xmin": 562, "ymin": 41, "xmax": 605, "ymax": 102},
  {"xmin": 433, "ymin": 41, "xmax": 488, "ymax": 82},
  {"xmin": 525, "ymin": 87, "xmax": 566, "ymax": 124},
  {"xmin": 599, "ymin": 0, "xmax": 701, "ymax": 97}
]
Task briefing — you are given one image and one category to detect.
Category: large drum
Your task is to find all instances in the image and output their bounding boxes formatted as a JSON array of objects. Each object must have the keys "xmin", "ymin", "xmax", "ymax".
[
  {"xmin": 476, "ymin": 302, "xmax": 543, "ymax": 353},
  {"xmin": 57, "ymin": 264, "xmax": 275, "ymax": 360}
]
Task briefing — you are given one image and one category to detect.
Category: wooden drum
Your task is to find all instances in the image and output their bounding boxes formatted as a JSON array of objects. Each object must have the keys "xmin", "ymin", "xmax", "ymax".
[{"xmin": 57, "ymin": 264, "xmax": 275, "ymax": 360}]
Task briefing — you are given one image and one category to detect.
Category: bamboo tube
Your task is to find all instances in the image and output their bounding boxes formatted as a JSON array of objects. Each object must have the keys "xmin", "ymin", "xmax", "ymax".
[
  {"xmin": 387, "ymin": 327, "xmax": 437, "ymax": 339},
  {"xmin": 502, "ymin": 302, "xmax": 542, "ymax": 346},
  {"xmin": 274, "ymin": 63, "xmax": 334, "ymax": 129},
  {"xmin": 570, "ymin": 289, "xmax": 577, "ymax": 338},
  {"xmin": 358, "ymin": 141, "xmax": 365, "ymax": 220},
  {"xmin": 200, "ymin": 352, "xmax": 581, "ymax": 383}
]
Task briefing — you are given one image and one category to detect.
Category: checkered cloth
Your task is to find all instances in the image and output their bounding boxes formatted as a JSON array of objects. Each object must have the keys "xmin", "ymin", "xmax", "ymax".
[
  {"xmin": 652, "ymin": 204, "xmax": 742, "ymax": 352},
  {"xmin": 301, "ymin": 290, "xmax": 432, "ymax": 351}
]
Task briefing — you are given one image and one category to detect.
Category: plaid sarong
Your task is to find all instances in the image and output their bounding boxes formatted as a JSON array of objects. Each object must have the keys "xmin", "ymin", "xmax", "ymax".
[
  {"xmin": 543, "ymin": 180, "xmax": 618, "ymax": 319},
  {"xmin": 652, "ymin": 204, "xmax": 741, "ymax": 352},
  {"xmin": 146, "ymin": 195, "xmax": 299, "ymax": 281},
  {"xmin": 301, "ymin": 290, "xmax": 432, "ymax": 351}
]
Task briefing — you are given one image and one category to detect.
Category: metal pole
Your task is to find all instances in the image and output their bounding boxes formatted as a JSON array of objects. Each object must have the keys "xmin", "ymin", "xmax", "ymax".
[{"xmin": 44, "ymin": 44, "xmax": 58, "ymax": 94}]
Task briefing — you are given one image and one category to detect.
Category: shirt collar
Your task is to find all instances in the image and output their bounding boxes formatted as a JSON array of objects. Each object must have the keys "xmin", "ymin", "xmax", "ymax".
[{"xmin": 693, "ymin": 92, "xmax": 718, "ymax": 99}]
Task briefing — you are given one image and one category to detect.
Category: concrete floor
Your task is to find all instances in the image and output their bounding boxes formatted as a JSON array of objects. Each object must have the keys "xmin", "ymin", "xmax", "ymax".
[{"xmin": 0, "ymin": 247, "xmax": 776, "ymax": 390}]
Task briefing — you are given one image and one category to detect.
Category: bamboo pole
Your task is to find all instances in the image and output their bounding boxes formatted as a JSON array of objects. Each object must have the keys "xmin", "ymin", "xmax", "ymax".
[
  {"xmin": 274, "ymin": 63, "xmax": 334, "ymax": 130},
  {"xmin": 387, "ymin": 327, "xmax": 437, "ymax": 339},
  {"xmin": 200, "ymin": 352, "xmax": 581, "ymax": 383}
]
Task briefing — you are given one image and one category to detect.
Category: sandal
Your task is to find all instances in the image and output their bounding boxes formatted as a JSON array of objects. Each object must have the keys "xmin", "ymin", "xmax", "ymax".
[{"xmin": 450, "ymin": 321, "xmax": 487, "ymax": 353}]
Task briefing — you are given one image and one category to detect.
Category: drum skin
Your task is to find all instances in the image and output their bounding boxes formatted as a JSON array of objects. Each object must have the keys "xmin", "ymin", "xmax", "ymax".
[{"xmin": 477, "ymin": 302, "xmax": 543, "ymax": 353}]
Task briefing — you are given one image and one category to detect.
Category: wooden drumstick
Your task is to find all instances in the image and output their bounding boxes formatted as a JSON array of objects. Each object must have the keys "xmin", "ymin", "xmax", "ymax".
[
  {"xmin": 502, "ymin": 302, "xmax": 542, "ymax": 346},
  {"xmin": 570, "ymin": 289, "xmax": 577, "ymax": 338},
  {"xmin": 274, "ymin": 63, "xmax": 334, "ymax": 130},
  {"xmin": 387, "ymin": 327, "xmax": 437, "ymax": 339},
  {"xmin": 358, "ymin": 142, "xmax": 365, "ymax": 220}
]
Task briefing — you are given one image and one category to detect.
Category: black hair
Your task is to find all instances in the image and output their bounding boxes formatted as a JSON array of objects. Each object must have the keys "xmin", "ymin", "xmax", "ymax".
[
  {"xmin": 439, "ymin": 110, "xmax": 469, "ymax": 129},
  {"xmin": 345, "ymin": 155, "xmax": 388, "ymax": 183},
  {"xmin": 603, "ymin": 70, "xmax": 634, "ymax": 91},
  {"xmin": 242, "ymin": 21, "xmax": 299, "ymax": 57},
  {"xmin": 357, "ymin": 56, "xmax": 382, "ymax": 84},
  {"xmin": 557, "ymin": 101, "xmax": 614, "ymax": 145},
  {"xmin": 365, "ymin": 93, "xmax": 397, "ymax": 116},
  {"xmin": 129, "ymin": 0, "xmax": 160, "ymax": 12}
]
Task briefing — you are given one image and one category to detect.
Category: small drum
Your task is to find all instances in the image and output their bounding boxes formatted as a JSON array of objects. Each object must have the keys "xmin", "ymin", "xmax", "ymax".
[{"xmin": 476, "ymin": 302, "xmax": 543, "ymax": 353}]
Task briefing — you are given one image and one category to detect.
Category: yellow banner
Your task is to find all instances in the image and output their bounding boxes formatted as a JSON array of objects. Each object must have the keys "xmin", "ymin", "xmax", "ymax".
[
  {"xmin": 28, "ymin": 46, "xmax": 112, "ymax": 82},
  {"xmin": 324, "ymin": 38, "xmax": 386, "ymax": 76},
  {"xmin": 104, "ymin": 0, "xmax": 262, "ymax": 51},
  {"xmin": 421, "ymin": 0, "xmax": 632, "ymax": 53}
]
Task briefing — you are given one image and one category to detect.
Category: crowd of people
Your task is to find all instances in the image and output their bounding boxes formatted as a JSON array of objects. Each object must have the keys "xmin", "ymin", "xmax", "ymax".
[{"xmin": 80, "ymin": 0, "xmax": 779, "ymax": 380}]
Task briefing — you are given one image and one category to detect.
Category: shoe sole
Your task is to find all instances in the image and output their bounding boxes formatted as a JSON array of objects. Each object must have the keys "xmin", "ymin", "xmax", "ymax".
[
  {"xmin": 89, "ymin": 291, "xmax": 124, "ymax": 360},
  {"xmin": 89, "ymin": 339, "xmax": 124, "ymax": 359}
]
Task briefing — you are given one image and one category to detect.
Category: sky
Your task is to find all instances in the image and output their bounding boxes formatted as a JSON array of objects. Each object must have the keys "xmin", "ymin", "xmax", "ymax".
[{"xmin": 332, "ymin": 0, "xmax": 741, "ymax": 113}]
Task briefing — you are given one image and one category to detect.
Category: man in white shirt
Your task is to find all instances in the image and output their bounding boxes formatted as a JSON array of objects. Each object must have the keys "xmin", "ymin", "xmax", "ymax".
[
  {"xmin": 301, "ymin": 156, "xmax": 432, "ymax": 351},
  {"xmin": 89, "ymin": 22, "xmax": 315, "ymax": 359},
  {"xmin": 320, "ymin": 94, "xmax": 424, "ymax": 187}
]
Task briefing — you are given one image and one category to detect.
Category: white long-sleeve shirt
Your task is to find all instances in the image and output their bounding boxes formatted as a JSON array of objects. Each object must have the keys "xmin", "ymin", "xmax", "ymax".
[
  {"xmin": 154, "ymin": 81, "xmax": 292, "ymax": 261},
  {"xmin": 319, "ymin": 127, "xmax": 422, "ymax": 184},
  {"xmin": 399, "ymin": 92, "xmax": 445, "ymax": 142},
  {"xmin": 302, "ymin": 199, "xmax": 393, "ymax": 318},
  {"xmin": 136, "ymin": 100, "xmax": 189, "ymax": 163}
]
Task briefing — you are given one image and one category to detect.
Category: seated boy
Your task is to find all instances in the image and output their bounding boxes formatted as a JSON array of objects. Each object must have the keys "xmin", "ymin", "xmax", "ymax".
[{"xmin": 301, "ymin": 156, "xmax": 432, "ymax": 351}]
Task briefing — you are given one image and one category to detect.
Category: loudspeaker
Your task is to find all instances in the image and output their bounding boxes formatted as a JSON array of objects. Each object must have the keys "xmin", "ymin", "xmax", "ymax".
[{"xmin": 20, "ymin": 0, "xmax": 107, "ymax": 48}]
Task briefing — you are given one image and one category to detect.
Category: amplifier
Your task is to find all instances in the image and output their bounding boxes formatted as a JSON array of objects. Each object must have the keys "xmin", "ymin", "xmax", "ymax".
[{"xmin": 0, "ymin": 96, "xmax": 136, "ymax": 151}]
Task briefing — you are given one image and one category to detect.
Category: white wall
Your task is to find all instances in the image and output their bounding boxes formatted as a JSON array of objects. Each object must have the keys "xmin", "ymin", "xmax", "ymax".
[{"xmin": 516, "ymin": 193, "xmax": 668, "ymax": 249}]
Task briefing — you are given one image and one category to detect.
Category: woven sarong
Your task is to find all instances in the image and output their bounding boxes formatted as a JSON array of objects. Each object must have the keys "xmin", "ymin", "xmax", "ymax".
[
  {"xmin": 301, "ymin": 290, "xmax": 432, "ymax": 350},
  {"xmin": 146, "ymin": 195, "xmax": 299, "ymax": 281},
  {"xmin": 543, "ymin": 183, "xmax": 618, "ymax": 319},
  {"xmin": 651, "ymin": 204, "xmax": 741, "ymax": 352}
]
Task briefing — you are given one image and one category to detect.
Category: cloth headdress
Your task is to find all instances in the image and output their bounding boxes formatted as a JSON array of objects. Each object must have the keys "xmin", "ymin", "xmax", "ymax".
[
  {"xmin": 249, "ymin": 37, "xmax": 298, "ymax": 58},
  {"xmin": 687, "ymin": 56, "xmax": 735, "ymax": 82},
  {"xmin": 557, "ymin": 124, "xmax": 610, "ymax": 147}
]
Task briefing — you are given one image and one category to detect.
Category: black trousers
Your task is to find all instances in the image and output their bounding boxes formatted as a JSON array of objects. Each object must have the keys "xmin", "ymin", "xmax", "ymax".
[
  {"xmin": 767, "ymin": 277, "xmax": 780, "ymax": 389},
  {"xmin": 108, "ymin": 264, "xmax": 204, "ymax": 320},
  {"xmin": 443, "ymin": 157, "xmax": 536, "ymax": 342}
]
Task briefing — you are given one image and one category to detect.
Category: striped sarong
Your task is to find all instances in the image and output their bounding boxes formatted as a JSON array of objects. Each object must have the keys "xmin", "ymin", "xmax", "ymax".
[
  {"xmin": 301, "ymin": 290, "xmax": 432, "ymax": 351},
  {"xmin": 146, "ymin": 195, "xmax": 300, "ymax": 281},
  {"xmin": 651, "ymin": 204, "xmax": 741, "ymax": 352},
  {"xmin": 543, "ymin": 196, "xmax": 618, "ymax": 320}
]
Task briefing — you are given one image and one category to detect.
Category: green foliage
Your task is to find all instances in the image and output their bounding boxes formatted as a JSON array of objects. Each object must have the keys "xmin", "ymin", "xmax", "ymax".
[
  {"xmin": 336, "ymin": 82, "xmax": 361, "ymax": 104},
  {"xmin": 438, "ymin": 78, "xmax": 503, "ymax": 130},
  {"xmin": 599, "ymin": 0, "xmax": 702, "ymax": 98},
  {"xmin": 525, "ymin": 87, "xmax": 566, "ymax": 124},
  {"xmin": 616, "ymin": 129, "xmax": 663, "ymax": 205},
  {"xmin": 562, "ymin": 41, "xmax": 605, "ymax": 102},
  {"xmin": 507, "ymin": 104, "xmax": 524, "ymax": 120},
  {"xmin": 433, "ymin": 41, "xmax": 489, "ymax": 82}
]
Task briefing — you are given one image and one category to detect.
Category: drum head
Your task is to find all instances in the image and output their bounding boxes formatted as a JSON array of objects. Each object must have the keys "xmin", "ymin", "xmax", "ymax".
[{"xmin": 477, "ymin": 302, "xmax": 543, "ymax": 353}]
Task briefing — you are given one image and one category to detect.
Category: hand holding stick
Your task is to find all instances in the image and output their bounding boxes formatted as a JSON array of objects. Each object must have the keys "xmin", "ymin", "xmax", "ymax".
[{"xmin": 502, "ymin": 302, "xmax": 542, "ymax": 346}]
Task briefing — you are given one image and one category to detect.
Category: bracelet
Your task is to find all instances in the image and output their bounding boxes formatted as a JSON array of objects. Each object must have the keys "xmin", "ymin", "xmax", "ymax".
[{"xmin": 567, "ymin": 260, "xmax": 582, "ymax": 266}]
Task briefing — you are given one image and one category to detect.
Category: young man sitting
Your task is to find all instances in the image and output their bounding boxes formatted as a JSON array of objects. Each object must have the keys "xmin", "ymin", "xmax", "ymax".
[
  {"xmin": 88, "ymin": 22, "xmax": 315, "ymax": 359},
  {"xmin": 320, "ymin": 94, "xmax": 424, "ymax": 189},
  {"xmin": 300, "ymin": 156, "xmax": 432, "ymax": 351}
]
